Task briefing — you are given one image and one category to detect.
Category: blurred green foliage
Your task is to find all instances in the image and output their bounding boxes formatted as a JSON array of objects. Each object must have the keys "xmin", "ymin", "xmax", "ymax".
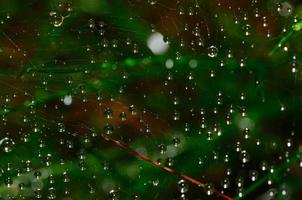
[{"xmin": 0, "ymin": 0, "xmax": 302, "ymax": 200}]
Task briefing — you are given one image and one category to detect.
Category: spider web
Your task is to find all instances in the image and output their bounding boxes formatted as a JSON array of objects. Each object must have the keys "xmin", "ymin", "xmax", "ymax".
[{"xmin": 0, "ymin": 0, "xmax": 301, "ymax": 199}]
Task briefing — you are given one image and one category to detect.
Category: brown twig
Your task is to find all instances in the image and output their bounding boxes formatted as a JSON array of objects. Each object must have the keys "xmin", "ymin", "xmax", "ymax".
[{"xmin": 101, "ymin": 134, "xmax": 234, "ymax": 200}]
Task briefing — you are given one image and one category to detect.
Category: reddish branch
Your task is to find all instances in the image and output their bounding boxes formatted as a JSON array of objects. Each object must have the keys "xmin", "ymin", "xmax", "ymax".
[{"xmin": 101, "ymin": 134, "xmax": 234, "ymax": 200}]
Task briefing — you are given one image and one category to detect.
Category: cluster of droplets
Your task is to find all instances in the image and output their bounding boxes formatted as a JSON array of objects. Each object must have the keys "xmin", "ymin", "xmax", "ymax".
[
  {"xmin": 49, "ymin": 1, "xmax": 72, "ymax": 27},
  {"xmin": 1, "ymin": 0, "xmax": 302, "ymax": 199}
]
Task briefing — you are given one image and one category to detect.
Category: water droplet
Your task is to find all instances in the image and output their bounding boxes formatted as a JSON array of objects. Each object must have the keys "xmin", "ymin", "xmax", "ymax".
[
  {"xmin": 158, "ymin": 144, "xmax": 167, "ymax": 154},
  {"xmin": 205, "ymin": 183, "xmax": 214, "ymax": 195},
  {"xmin": 152, "ymin": 179, "xmax": 159, "ymax": 186},
  {"xmin": 165, "ymin": 59, "xmax": 174, "ymax": 69},
  {"xmin": 277, "ymin": 2, "xmax": 293, "ymax": 16},
  {"xmin": 249, "ymin": 170, "xmax": 258, "ymax": 181},
  {"xmin": 49, "ymin": 11, "xmax": 64, "ymax": 27},
  {"xmin": 240, "ymin": 150, "xmax": 249, "ymax": 164},
  {"xmin": 172, "ymin": 137, "xmax": 180, "ymax": 147},
  {"xmin": 119, "ymin": 112, "xmax": 127, "ymax": 121},
  {"xmin": 148, "ymin": 0, "xmax": 157, "ymax": 6},
  {"xmin": 47, "ymin": 187, "xmax": 56, "ymax": 199},
  {"xmin": 178, "ymin": 179, "xmax": 189, "ymax": 193},
  {"xmin": 221, "ymin": 177, "xmax": 230, "ymax": 189},
  {"xmin": 0, "ymin": 137, "xmax": 15, "ymax": 152},
  {"xmin": 189, "ymin": 59, "xmax": 198, "ymax": 68},
  {"xmin": 104, "ymin": 107, "xmax": 113, "ymax": 119},
  {"xmin": 63, "ymin": 95, "xmax": 72, "ymax": 105},
  {"xmin": 147, "ymin": 32, "xmax": 169, "ymax": 55},
  {"xmin": 104, "ymin": 123, "xmax": 114, "ymax": 135},
  {"xmin": 207, "ymin": 46, "xmax": 218, "ymax": 58},
  {"xmin": 242, "ymin": 24, "xmax": 251, "ymax": 36}
]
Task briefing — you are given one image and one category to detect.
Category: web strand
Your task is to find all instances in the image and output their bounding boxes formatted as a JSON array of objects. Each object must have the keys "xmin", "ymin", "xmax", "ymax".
[{"xmin": 101, "ymin": 134, "xmax": 234, "ymax": 200}]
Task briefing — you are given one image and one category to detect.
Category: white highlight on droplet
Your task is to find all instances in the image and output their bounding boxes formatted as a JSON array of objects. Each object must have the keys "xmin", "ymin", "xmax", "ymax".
[
  {"xmin": 165, "ymin": 59, "xmax": 174, "ymax": 69},
  {"xmin": 63, "ymin": 95, "xmax": 72, "ymax": 106},
  {"xmin": 147, "ymin": 32, "xmax": 169, "ymax": 55},
  {"xmin": 238, "ymin": 117, "xmax": 255, "ymax": 131},
  {"xmin": 189, "ymin": 59, "xmax": 198, "ymax": 68}
]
